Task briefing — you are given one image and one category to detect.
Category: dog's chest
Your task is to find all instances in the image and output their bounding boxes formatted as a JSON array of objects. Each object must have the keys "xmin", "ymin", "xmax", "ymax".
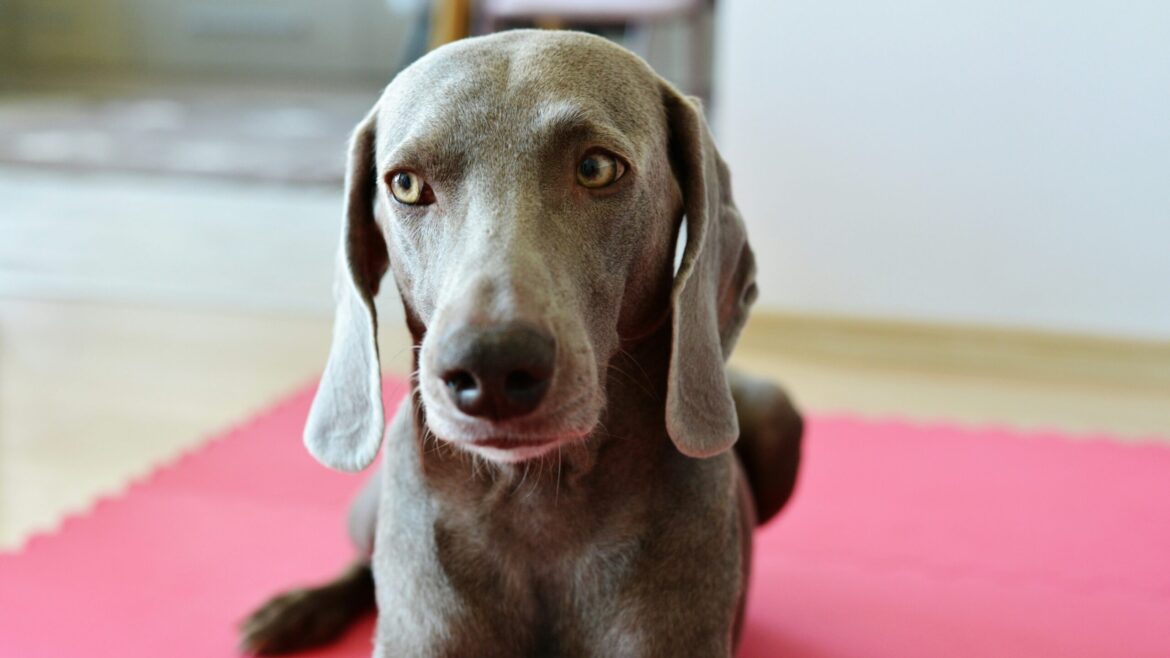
[{"xmin": 375, "ymin": 461, "xmax": 651, "ymax": 656}]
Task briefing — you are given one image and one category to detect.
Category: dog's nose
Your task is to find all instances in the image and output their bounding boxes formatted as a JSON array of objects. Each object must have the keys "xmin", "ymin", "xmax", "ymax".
[{"xmin": 437, "ymin": 323, "xmax": 556, "ymax": 420}]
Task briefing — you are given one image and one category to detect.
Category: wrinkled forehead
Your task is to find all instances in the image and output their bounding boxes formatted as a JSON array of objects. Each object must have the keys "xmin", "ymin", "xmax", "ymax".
[{"xmin": 372, "ymin": 31, "xmax": 667, "ymax": 168}]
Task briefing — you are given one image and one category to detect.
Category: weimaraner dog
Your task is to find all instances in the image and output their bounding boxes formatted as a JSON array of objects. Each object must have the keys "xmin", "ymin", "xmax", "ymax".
[{"xmin": 241, "ymin": 29, "xmax": 802, "ymax": 657}]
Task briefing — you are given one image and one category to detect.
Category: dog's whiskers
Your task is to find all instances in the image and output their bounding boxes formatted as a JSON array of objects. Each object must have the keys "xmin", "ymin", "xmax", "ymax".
[
  {"xmin": 555, "ymin": 445, "xmax": 564, "ymax": 504},
  {"xmin": 526, "ymin": 454, "xmax": 550, "ymax": 500},
  {"xmin": 616, "ymin": 347, "xmax": 659, "ymax": 397},
  {"xmin": 386, "ymin": 344, "xmax": 414, "ymax": 367},
  {"xmin": 606, "ymin": 363, "xmax": 657, "ymax": 402}
]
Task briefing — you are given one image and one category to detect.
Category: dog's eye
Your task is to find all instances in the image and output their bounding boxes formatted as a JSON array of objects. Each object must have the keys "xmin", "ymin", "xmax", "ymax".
[
  {"xmin": 576, "ymin": 151, "xmax": 625, "ymax": 189},
  {"xmin": 388, "ymin": 171, "xmax": 433, "ymax": 205}
]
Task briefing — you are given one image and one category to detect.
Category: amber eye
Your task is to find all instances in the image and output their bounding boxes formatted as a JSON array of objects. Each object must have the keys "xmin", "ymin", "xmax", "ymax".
[
  {"xmin": 576, "ymin": 151, "xmax": 626, "ymax": 189},
  {"xmin": 388, "ymin": 171, "xmax": 431, "ymax": 205}
]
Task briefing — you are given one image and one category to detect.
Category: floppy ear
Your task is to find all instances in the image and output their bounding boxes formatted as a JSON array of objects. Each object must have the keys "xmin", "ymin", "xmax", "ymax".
[
  {"xmin": 662, "ymin": 84, "xmax": 758, "ymax": 458},
  {"xmin": 304, "ymin": 109, "xmax": 390, "ymax": 471}
]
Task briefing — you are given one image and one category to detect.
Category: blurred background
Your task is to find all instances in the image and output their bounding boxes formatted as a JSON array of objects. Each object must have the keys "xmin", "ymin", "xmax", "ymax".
[{"xmin": 1, "ymin": 0, "xmax": 1167, "ymax": 550}]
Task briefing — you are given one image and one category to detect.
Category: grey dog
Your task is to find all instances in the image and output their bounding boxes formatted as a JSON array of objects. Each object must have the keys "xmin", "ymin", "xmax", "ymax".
[{"xmin": 241, "ymin": 29, "xmax": 803, "ymax": 658}]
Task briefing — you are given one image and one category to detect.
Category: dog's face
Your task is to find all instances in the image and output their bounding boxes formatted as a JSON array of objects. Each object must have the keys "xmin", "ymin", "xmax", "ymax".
[
  {"xmin": 378, "ymin": 34, "xmax": 682, "ymax": 462},
  {"xmin": 304, "ymin": 31, "xmax": 756, "ymax": 470}
]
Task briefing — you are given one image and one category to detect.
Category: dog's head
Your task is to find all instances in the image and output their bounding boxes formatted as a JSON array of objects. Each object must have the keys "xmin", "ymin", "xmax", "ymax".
[{"xmin": 304, "ymin": 30, "xmax": 755, "ymax": 469}]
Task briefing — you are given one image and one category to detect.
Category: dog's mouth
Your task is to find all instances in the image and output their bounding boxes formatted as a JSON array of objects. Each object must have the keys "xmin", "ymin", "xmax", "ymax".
[
  {"xmin": 427, "ymin": 404, "xmax": 599, "ymax": 459},
  {"xmin": 459, "ymin": 434, "xmax": 582, "ymax": 463},
  {"xmin": 472, "ymin": 437, "xmax": 552, "ymax": 450}
]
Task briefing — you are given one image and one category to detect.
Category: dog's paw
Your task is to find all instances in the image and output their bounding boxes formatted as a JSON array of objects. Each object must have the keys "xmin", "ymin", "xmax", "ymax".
[
  {"xmin": 238, "ymin": 565, "xmax": 375, "ymax": 655},
  {"xmin": 239, "ymin": 588, "xmax": 348, "ymax": 655}
]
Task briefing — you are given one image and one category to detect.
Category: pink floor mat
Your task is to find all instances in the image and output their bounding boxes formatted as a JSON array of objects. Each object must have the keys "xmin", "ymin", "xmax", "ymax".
[{"xmin": 2, "ymin": 379, "xmax": 1168, "ymax": 657}]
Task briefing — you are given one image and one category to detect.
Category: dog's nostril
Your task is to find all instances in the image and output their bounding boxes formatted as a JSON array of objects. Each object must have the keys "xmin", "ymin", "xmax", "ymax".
[
  {"xmin": 443, "ymin": 369, "xmax": 487, "ymax": 417},
  {"xmin": 444, "ymin": 369, "xmax": 478, "ymax": 394},
  {"xmin": 500, "ymin": 367, "xmax": 551, "ymax": 418}
]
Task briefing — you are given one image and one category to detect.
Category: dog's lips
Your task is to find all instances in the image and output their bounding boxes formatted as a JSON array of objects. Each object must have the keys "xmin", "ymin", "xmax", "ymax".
[
  {"xmin": 460, "ymin": 434, "xmax": 578, "ymax": 463},
  {"xmin": 472, "ymin": 437, "xmax": 554, "ymax": 450}
]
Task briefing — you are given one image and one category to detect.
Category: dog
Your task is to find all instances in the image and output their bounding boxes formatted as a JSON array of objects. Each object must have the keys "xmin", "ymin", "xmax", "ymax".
[{"xmin": 240, "ymin": 29, "xmax": 803, "ymax": 657}]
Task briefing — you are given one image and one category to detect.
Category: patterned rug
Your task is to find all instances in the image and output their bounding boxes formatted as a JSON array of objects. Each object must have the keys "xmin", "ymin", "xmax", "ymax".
[{"xmin": 0, "ymin": 80, "xmax": 378, "ymax": 186}]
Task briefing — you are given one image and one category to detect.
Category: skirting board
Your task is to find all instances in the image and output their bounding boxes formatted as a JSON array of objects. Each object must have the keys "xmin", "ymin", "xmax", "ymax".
[{"xmin": 738, "ymin": 311, "xmax": 1170, "ymax": 393}]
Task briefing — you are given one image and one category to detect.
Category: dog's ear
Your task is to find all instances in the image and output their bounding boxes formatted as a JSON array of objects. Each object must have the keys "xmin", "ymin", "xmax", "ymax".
[
  {"xmin": 661, "ymin": 84, "xmax": 758, "ymax": 458},
  {"xmin": 304, "ymin": 109, "xmax": 390, "ymax": 471}
]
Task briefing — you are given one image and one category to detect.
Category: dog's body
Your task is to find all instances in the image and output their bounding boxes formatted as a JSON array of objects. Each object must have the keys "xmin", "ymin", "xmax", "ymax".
[{"xmin": 242, "ymin": 30, "xmax": 802, "ymax": 657}]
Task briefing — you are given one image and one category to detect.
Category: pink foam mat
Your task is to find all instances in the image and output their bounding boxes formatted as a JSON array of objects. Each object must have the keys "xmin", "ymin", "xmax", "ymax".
[{"xmin": 2, "ymin": 379, "xmax": 1168, "ymax": 657}]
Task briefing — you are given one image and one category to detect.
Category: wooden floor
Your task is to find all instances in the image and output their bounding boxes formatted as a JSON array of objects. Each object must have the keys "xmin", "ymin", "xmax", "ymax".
[{"xmin": 3, "ymin": 297, "xmax": 1168, "ymax": 551}]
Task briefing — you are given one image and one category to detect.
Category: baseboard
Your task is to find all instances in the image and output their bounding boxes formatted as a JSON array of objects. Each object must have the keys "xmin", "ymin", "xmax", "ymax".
[{"xmin": 739, "ymin": 311, "xmax": 1170, "ymax": 392}]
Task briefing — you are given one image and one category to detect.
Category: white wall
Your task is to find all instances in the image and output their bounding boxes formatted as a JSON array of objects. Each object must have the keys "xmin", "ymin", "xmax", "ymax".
[{"xmin": 714, "ymin": 0, "xmax": 1170, "ymax": 340}]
